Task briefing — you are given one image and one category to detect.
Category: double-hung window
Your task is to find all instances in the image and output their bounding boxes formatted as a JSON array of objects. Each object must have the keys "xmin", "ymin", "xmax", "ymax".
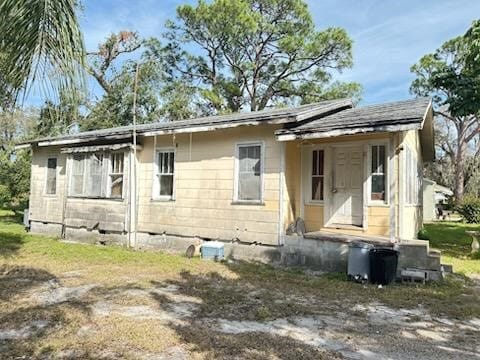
[
  {"xmin": 371, "ymin": 145, "xmax": 387, "ymax": 202},
  {"xmin": 46, "ymin": 158, "xmax": 57, "ymax": 195},
  {"xmin": 236, "ymin": 143, "xmax": 263, "ymax": 202},
  {"xmin": 311, "ymin": 149, "xmax": 324, "ymax": 201},
  {"xmin": 155, "ymin": 150, "xmax": 175, "ymax": 199},
  {"xmin": 69, "ymin": 152, "xmax": 124, "ymax": 199}
]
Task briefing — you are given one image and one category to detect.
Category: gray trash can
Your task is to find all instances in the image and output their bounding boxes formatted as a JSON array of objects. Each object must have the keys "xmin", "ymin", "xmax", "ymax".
[{"xmin": 347, "ymin": 242, "xmax": 374, "ymax": 282}]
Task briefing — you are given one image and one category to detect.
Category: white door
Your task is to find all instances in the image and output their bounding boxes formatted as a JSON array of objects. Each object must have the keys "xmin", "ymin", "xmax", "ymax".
[{"xmin": 331, "ymin": 146, "xmax": 363, "ymax": 226}]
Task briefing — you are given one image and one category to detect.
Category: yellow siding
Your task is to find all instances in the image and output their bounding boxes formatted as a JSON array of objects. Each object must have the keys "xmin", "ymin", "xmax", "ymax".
[
  {"xmin": 284, "ymin": 141, "xmax": 301, "ymax": 229},
  {"xmin": 368, "ymin": 206, "xmax": 389, "ymax": 236},
  {"xmin": 136, "ymin": 125, "xmax": 282, "ymax": 245},
  {"xmin": 400, "ymin": 130, "xmax": 423, "ymax": 239},
  {"xmin": 29, "ymin": 146, "xmax": 67, "ymax": 224},
  {"xmin": 287, "ymin": 133, "xmax": 392, "ymax": 238},
  {"xmin": 29, "ymin": 146, "xmax": 129, "ymax": 232},
  {"xmin": 304, "ymin": 205, "xmax": 324, "ymax": 232}
]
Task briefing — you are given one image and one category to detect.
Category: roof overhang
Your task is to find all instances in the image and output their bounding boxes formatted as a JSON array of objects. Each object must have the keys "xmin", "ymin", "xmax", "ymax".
[
  {"xmin": 419, "ymin": 102, "xmax": 435, "ymax": 162},
  {"xmin": 16, "ymin": 98, "xmax": 353, "ymax": 149},
  {"xmin": 276, "ymin": 122, "xmax": 423, "ymax": 141}
]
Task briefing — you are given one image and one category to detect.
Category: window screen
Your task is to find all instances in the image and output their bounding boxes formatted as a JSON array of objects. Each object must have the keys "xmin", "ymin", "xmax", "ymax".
[
  {"xmin": 46, "ymin": 158, "xmax": 57, "ymax": 195},
  {"xmin": 157, "ymin": 151, "xmax": 175, "ymax": 197},
  {"xmin": 237, "ymin": 144, "xmax": 262, "ymax": 201},
  {"xmin": 371, "ymin": 145, "xmax": 386, "ymax": 201},
  {"xmin": 69, "ymin": 152, "xmax": 125, "ymax": 198},
  {"xmin": 71, "ymin": 154, "xmax": 85, "ymax": 196},
  {"xmin": 109, "ymin": 153, "xmax": 124, "ymax": 198},
  {"xmin": 87, "ymin": 153, "xmax": 103, "ymax": 197},
  {"xmin": 311, "ymin": 149, "xmax": 324, "ymax": 201}
]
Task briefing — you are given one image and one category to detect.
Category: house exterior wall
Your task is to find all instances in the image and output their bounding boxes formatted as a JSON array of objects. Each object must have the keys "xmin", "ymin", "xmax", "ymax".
[
  {"xmin": 400, "ymin": 129, "xmax": 424, "ymax": 240},
  {"xmin": 422, "ymin": 180, "xmax": 436, "ymax": 222},
  {"xmin": 29, "ymin": 145, "xmax": 130, "ymax": 238},
  {"xmin": 27, "ymin": 124, "xmax": 425, "ymax": 246},
  {"xmin": 29, "ymin": 146, "xmax": 67, "ymax": 227},
  {"xmin": 136, "ymin": 125, "xmax": 283, "ymax": 245},
  {"xmin": 286, "ymin": 133, "xmax": 395, "ymax": 238}
]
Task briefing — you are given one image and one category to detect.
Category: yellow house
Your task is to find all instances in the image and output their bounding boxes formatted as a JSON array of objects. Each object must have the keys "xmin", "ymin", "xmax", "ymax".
[{"xmin": 18, "ymin": 98, "xmax": 439, "ymax": 272}]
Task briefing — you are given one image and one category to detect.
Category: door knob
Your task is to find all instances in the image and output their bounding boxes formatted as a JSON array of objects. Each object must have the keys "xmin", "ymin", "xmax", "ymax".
[{"xmin": 332, "ymin": 188, "xmax": 337, "ymax": 193}]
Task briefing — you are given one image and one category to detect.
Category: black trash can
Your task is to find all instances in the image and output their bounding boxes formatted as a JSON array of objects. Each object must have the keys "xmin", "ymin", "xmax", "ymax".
[{"xmin": 369, "ymin": 248, "xmax": 398, "ymax": 285}]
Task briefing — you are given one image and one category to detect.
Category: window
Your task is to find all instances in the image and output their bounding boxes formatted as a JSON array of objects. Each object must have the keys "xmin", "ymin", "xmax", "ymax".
[
  {"xmin": 71, "ymin": 154, "xmax": 85, "ymax": 196},
  {"xmin": 109, "ymin": 153, "xmax": 124, "ymax": 198},
  {"xmin": 405, "ymin": 146, "xmax": 421, "ymax": 205},
  {"xmin": 236, "ymin": 144, "xmax": 262, "ymax": 202},
  {"xmin": 371, "ymin": 145, "xmax": 387, "ymax": 201},
  {"xmin": 46, "ymin": 158, "xmax": 57, "ymax": 195},
  {"xmin": 69, "ymin": 152, "xmax": 124, "ymax": 199},
  {"xmin": 88, "ymin": 153, "xmax": 104, "ymax": 197},
  {"xmin": 156, "ymin": 150, "xmax": 175, "ymax": 198},
  {"xmin": 311, "ymin": 149, "xmax": 324, "ymax": 201}
]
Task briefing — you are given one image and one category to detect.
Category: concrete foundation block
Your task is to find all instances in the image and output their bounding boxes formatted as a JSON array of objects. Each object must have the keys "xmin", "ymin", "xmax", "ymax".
[{"xmin": 30, "ymin": 221, "xmax": 62, "ymax": 237}]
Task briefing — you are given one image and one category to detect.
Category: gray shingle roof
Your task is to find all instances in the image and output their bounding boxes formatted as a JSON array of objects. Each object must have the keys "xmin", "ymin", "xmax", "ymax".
[
  {"xmin": 22, "ymin": 98, "xmax": 352, "ymax": 146},
  {"xmin": 276, "ymin": 98, "xmax": 432, "ymax": 139}
]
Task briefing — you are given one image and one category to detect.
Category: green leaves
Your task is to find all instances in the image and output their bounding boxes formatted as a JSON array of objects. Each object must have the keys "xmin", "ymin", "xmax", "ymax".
[
  {"xmin": 166, "ymin": 0, "xmax": 359, "ymax": 112},
  {"xmin": 0, "ymin": 0, "xmax": 86, "ymax": 105},
  {"xmin": 410, "ymin": 20, "xmax": 480, "ymax": 117}
]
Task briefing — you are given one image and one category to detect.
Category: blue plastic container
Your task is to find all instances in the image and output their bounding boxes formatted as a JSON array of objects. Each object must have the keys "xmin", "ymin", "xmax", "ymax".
[{"xmin": 200, "ymin": 241, "xmax": 225, "ymax": 261}]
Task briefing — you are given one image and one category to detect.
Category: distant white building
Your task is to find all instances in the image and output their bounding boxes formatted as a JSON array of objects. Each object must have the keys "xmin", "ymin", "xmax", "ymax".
[{"xmin": 423, "ymin": 178, "xmax": 453, "ymax": 221}]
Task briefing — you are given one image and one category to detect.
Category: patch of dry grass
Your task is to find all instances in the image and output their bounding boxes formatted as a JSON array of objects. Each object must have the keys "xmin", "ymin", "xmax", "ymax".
[{"xmin": 1, "ymin": 209, "xmax": 479, "ymax": 358}]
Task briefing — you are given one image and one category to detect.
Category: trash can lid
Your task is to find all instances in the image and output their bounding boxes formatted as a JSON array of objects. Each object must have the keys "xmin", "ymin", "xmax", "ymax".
[
  {"xmin": 349, "ymin": 241, "xmax": 374, "ymax": 249},
  {"xmin": 369, "ymin": 247, "xmax": 398, "ymax": 255}
]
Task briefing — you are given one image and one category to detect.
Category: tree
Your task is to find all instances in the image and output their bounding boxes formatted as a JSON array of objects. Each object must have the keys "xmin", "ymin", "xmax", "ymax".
[
  {"xmin": 82, "ymin": 37, "xmax": 169, "ymax": 130},
  {"xmin": 87, "ymin": 31, "xmax": 142, "ymax": 94},
  {"xmin": 165, "ymin": 0, "xmax": 361, "ymax": 113},
  {"xmin": 0, "ymin": 0, "xmax": 86, "ymax": 104},
  {"xmin": 0, "ymin": 109, "xmax": 37, "ymax": 211},
  {"xmin": 410, "ymin": 20, "xmax": 480, "ymax": 203},
  {"xmin": 36, "ymin": 93, "xmax": 83, "ymax": 137}
]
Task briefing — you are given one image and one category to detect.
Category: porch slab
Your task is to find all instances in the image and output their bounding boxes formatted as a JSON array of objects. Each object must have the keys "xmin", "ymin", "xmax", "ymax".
[{"xmin": 304, "ymin": 230, "xmax": 393, "ymax": 247}]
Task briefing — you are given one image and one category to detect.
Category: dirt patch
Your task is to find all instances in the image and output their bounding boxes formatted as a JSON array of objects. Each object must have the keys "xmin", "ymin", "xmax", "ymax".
[{"xmin": 0, "ymin": 320, "xmax": 49, "ymax": 340}]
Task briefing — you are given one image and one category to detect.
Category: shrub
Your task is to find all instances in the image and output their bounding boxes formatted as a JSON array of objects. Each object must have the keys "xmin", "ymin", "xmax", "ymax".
[
  {"xmin": 457, "ymin": 196, "xmax": 480, "ymax": 224},
  {"xmin": 0, "ymin": 184, "xmax": 12, "ymax": 208},
  {"xmin": 417, "ymin": 227, "xmax": 430, "ymax": 240}
]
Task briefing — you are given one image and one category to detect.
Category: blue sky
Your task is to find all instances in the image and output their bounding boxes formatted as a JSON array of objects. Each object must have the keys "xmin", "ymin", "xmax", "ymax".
[{"xmin": 50, "ymin": 1, "xmax": 480, "ymax": 105}]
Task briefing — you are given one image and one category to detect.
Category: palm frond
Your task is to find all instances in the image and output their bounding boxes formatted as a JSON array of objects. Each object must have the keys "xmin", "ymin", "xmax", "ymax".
[{"xmin": 0, "ymin": 0, "xmax": 86, "ymax": 104}]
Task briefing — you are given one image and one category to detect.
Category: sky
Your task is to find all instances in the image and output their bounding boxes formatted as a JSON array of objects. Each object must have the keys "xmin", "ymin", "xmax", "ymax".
[{"xmin": 33, "ymin": 0, "xmax": 480, "ymax": 106}]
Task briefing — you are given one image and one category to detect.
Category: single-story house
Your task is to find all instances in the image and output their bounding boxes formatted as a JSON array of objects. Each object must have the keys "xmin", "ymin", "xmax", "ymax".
[
  {"xmin": 423, "ymin": 179, "xmax": 453, "ymax": 222},
  {"xmin": 17, "ymin": 97, "xmax": 442, "ymax": 273}
]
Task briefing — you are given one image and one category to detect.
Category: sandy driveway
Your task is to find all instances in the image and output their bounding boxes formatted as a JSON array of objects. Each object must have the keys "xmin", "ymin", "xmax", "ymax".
[{"xmin": 1, "ymin": 267, "xmax": 479, "ymax": 360}]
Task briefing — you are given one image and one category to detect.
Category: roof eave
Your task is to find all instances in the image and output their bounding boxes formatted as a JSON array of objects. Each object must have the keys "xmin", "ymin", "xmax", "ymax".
[{"xmin": 276, "ymin": 123, "xmax": 423, "ymax": 141}]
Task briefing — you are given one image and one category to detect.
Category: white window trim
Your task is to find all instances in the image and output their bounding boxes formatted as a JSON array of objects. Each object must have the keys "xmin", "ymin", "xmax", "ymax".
[
  {"xmin": 44, "ymin": 156, "xmax": 58, "ymax": 196},
  {"xmin": 306, "ymin": 146, "xmax": 325, "ymax": 205},
  {"xmin": 367, "ymin": 142, "xmax": 389, "ymax": 206},
  {"xmin": 152, "ymin": 147, "xmax": 176, "ymax": 201},
  {"xmin": 233, "ymin": 141, "xmax": 265, "ymax": 204}
]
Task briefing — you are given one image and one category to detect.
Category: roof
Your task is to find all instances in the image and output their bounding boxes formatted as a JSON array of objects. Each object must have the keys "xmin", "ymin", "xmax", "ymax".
[
  {"xmin": 424, "ymin": 178, "xmax": 453, "ymax": 196},
  {"xmin": 275, "ymin": 98, "xmax": 432, "ymax": 140},
  {"xmin": 18, "ymin": 98, "xmax": 353, "ymax": 147}
]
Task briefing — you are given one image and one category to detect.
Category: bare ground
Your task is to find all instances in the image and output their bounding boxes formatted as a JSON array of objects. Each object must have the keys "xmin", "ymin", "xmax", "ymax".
[{"xmin": 1, "ymin": 260, "xmax": 479, "ymax": 360}]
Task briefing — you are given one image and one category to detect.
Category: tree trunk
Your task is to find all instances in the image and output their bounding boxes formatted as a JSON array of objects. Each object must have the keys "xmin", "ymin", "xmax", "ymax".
[{"xmin": 454, "ymin": 134, "xmax": 468, "ymax": 204}]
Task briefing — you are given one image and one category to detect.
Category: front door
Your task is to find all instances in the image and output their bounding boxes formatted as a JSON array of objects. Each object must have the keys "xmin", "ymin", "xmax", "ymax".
[{"xmin": 331, "ymin": 146, "xmax": 363, "ymax": 226}]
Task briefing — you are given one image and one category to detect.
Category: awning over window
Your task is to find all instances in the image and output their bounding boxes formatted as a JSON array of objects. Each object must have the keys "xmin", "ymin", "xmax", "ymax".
[{"xmin": 60, "ymin": 143, "xmax": 137, "ymax": 154}]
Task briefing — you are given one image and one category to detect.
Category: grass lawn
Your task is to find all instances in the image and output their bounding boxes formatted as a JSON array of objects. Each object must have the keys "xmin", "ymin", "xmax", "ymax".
[
  {"xmin": 424, "ymin": 221, "xmax": 480, "ymax": 276},
  {"xmin": 1, "ymin": 209, "xmax": 479, "ymax": 359}
]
